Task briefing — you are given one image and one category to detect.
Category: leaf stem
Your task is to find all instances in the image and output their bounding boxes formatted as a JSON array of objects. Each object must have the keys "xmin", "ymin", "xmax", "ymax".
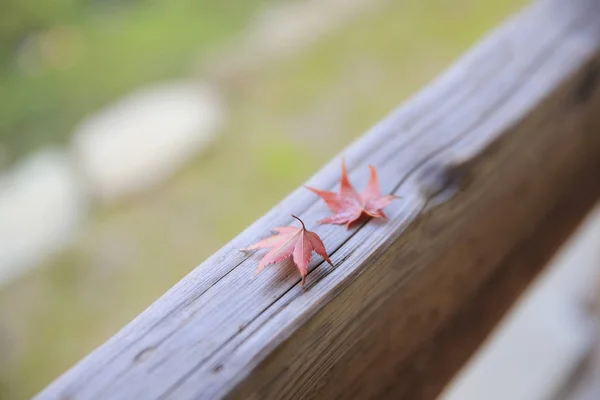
[{"xmin": 291, "ymin": 214, "xmax": 306, "ymax": 230}]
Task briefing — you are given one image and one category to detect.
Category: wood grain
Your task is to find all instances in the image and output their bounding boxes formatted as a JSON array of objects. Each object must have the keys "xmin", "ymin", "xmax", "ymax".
[{"xmin": 36, "ymin": 0, "xmax": 600, "ymax": 399}]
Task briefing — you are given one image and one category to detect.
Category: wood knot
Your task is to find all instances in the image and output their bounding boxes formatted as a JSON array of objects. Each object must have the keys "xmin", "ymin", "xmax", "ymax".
[
  {"xmin": 417, "ymin": 161, "xmax": 466, "ymax": 204},
  {"xmin": 212, "ymin": 364, "xmax": 224, "ymax": 374},
  {"xmin": 133, "ymin": 346, "xmax": 157, "ymax": 364},
  {"xmin": 572, "ymin": 60, "xmax": 599, "ymax": 106}
]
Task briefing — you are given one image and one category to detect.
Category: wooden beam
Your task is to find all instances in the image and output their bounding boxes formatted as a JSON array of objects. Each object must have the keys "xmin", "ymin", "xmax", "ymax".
[{"xmin": 36, "ymin": 0, "xmax": 600, "ymax": 399}]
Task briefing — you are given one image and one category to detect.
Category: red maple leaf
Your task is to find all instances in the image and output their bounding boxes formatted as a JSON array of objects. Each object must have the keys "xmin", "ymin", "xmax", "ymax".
[
  {"xmin": 305, "ymin": 159, "xmax": 399, "ymax": 228},
  {"xmin": 242, "ymin": 215, "xmax": 333, "ymax": 285}
]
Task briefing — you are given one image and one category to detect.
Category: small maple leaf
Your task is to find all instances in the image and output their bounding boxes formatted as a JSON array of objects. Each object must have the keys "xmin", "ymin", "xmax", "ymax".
[
  {"xmin": 305, "ymin": 159, "xmax": 399, "ymax": 228},
  {"xmin": 242, "ymin": 215, "xmax": 333, "ymax": 286}
]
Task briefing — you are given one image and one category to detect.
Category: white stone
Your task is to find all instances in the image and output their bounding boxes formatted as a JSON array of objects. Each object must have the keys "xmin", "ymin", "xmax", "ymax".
[
  {"xmin": 72, "ymin": 82, "xmax": 223, "ymax": 202},
  {"xmin": 250, "ymin": 0, "xmax": 383, "ymax": 58},
  {"xmin": 206, "ymin": 0, "xmax": 385, "ymax": 80},
  {"xmin": 0, "ymin": 150, "xmax": 85, "ymax": 286}
]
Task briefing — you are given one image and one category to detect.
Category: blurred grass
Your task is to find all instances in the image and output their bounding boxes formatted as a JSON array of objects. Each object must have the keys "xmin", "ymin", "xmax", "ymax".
[
  {"xmin": 0, "ymin": 0, "xmax": 270, "ymax": 167},
  {"xmin": 0, "ymin": 0, "xmax": 525, "ymax": 398}
]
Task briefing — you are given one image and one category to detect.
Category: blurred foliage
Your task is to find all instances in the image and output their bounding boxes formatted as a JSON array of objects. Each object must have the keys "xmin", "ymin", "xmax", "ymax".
[
  {"xmin": 0, "ymin": 0, "xmax": 81, "ymax": 57},
  {"xmin": 0, "ymin": 0, "xmax": 269, "ymax": 168}
]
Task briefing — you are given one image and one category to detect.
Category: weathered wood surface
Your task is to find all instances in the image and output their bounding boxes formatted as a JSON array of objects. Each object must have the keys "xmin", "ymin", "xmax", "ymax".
[{"xmin": 37, "ymin": 0, "xmax": 600, "ymax": 399}]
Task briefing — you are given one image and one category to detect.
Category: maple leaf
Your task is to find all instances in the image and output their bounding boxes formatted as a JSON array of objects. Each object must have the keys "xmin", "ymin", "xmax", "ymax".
[
  {"xmin": 242, "ymin": 215, "xmax": 333, "ymax": 286},
  {"xmin": 305, "ymin": 159, "xmax": 399, "ymax": 228}
]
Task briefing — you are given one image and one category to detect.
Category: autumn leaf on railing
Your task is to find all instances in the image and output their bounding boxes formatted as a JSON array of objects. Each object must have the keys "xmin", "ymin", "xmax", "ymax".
[
  {"xmin": 306, "ymin": 159, "xmax": 399, "ymax": 228},
  {"xmin": 242, "ymin": 215, "xmax": 333, "ymax": 286}
]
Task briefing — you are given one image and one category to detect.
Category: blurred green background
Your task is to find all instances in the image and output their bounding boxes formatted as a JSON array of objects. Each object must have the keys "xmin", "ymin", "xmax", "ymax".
[{"xmin": 0, "ymin": 0, "xmax": 524, "ymax": 398}]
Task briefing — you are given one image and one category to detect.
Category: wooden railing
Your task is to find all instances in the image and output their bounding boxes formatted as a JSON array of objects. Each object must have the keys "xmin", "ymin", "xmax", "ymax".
[{"xmin": 36, "ymin": 0, "xmax": 600, "ymax": 398}]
